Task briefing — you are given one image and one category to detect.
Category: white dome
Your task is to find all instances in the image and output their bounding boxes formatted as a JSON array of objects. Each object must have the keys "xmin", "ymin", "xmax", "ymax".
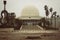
[{"xmin": 21, "ymin": 6, "xmax": 39, "ymax": 17}]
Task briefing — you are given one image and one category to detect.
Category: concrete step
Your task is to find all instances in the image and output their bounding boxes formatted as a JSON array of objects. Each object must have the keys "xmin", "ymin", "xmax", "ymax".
[{"xmin": 21, "ymin": 25, "xmax": 43, "ymax": 30}]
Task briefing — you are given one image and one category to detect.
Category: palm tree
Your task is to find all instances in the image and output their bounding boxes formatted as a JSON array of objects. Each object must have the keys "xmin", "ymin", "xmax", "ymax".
[
  {"xmin": 44, "ymin": 5, "xmax": 50, "ymax": 27},
  {"xmin": 49, "ymin": 8, "xmax": 53, "ymax": 27},
  {"xmin": 53, "ymin": 11, "xmax": 57, "ymax": 28}
]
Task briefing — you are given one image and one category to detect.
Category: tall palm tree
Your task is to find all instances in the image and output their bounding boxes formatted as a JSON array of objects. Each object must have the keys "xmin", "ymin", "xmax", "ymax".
[
  {"xmin": 49, "ymin": 8, "xmax": 53, "ymax": 26},
  {"xmin": 44, "ymin": 5, "xmax": 50, "ymax": 27}
]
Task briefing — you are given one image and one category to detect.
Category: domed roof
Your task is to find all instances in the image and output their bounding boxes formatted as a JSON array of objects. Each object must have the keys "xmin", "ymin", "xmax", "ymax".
[{"xmin": 21, "ymin": 6, "xmax": 39, "ymax": 17}]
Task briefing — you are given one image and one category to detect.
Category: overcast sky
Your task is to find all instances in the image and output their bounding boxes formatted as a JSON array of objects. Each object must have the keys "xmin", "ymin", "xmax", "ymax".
[{"xmin": 0, "ymin": 0, "xmax": 60, "ymax": 18}]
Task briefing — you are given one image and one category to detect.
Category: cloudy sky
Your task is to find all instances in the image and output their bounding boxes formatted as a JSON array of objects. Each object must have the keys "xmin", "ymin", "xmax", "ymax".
[{"xmin": 0, "ymin": 0, "xmax": 60, "ymax": 18}]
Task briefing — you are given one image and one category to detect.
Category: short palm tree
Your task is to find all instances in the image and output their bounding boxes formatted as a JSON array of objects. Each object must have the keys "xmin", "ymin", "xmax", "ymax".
[{"xmin": 53, "ymin": 11, "xmax": 57, "ymax": 28}]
